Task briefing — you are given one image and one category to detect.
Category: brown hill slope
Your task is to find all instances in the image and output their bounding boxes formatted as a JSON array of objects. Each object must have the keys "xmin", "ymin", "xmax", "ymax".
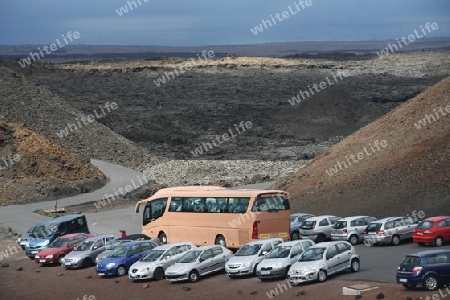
[
  {"xmin": 272, "ymin": 77, "xmax": 450, "ymax": 218},
  {"xmin": 0, "ymin": 119, "xmax": 105, "ymax": 205}
]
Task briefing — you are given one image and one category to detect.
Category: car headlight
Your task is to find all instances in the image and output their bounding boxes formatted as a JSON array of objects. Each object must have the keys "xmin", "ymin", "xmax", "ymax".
[
  {"xmin": 42, "ymin": 240, "xmax": 50, "ymax": 246},
  {"xmin": 304, "ymin": 266, "xmax": 316, "ymax": 272},
  {"xmin": 145, "ymin": 267, "xmax": 153, "ymax": 272},
  {"xmin": 241, "ymin": 262, "xmax": 249, "ymax": 267},
  {"xmin": 46, "ymin": 255, "xmax": 54, "ymax": 259},
  {"xmin": 71, "ymin": 257, "xmax": 81, "ymax": 263},
  {"xmin": 106, "ymin": 262, "xmax": 116, "ymax": 269}
]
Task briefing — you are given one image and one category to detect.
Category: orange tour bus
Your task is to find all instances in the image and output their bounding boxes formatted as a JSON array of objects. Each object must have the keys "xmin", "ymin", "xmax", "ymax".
[{"xmin": 135, "ymin": 186, "xmax": 291, "ymax": 248}]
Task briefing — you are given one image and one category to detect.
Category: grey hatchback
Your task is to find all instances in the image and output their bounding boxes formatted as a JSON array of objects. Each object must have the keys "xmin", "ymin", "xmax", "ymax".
[{"xmin": 62, "ymin": 235, "xmax": 116, "ymax": 269}]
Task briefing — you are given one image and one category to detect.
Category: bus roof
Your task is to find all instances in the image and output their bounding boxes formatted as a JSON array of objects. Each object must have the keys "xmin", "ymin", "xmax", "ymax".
[{"xmin": 138, "ymin": 186, "xmax": 289, "ymax": 203}]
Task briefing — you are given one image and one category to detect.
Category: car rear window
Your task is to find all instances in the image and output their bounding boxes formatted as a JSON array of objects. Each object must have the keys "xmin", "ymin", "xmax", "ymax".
[
  {"xmin": 301, "ymin": 221, "xmax": 315, "ymax": 229},
  {"xmin": 417, "ymin": 220, "xmax": 434, "ymax": 230},
  {"xmin": 400, "ymin": 256, "xmax": 421, "ymax": 267},
  {"xmin": 366, "ymin": 223, "xmax": 382, "ymax": 232},
  {"xmin": 333, "ymin": 221, "xmax": 347, "ymax": 229}
]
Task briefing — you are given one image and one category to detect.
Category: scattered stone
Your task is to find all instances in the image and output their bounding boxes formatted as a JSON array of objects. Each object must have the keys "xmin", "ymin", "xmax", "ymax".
[
  {"xmin": 296, "ymin": 290, "xmax": 305, "ymax": 296},
  {"xmin": 86, "ymin": 275, "xmax": 92, "ymax": 279},
  {"xmin": 35, "ymin": 269, "xmax": 41, "ymax": 273},
  {"xmin": 237, "ymin": 290, "xmax": 243, "ymax": 295},
  {"xmin": 355, "ymin": 295, "xmax": 362, "ymax": 299},
  {"xmin": 182, "ymin": 287, "xmax": 191, "ymax": 291},
  {"xmin": 376, "ymin": 292, "xmax": 385, "ymax": 300},
  {"xmin": 142, "ymin": 283, "xmax": 149, "ymax": 289},
  {"xmin": 250, "ymin": 291, "xmax": 257, "ymax": 295},
  {"xmin": 1, "ymin": 263, "xmax": 9, "ymax": 267},
  {"xmin": 16, "ymin": 267, "xmax": 23, "ymax": 271},
  {"xmin": 115, "ymin": 279, "xmax": 120, "ymax": 283},
  {"xmin": 58, "ymin": 273, "xmax": 64, "ymax": 276}
]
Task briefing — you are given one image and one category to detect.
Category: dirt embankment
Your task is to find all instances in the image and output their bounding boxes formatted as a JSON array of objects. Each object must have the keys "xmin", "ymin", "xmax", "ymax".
[{"xmin": 272, "ymin": 77, "xmax": 450, "ymax": 218}]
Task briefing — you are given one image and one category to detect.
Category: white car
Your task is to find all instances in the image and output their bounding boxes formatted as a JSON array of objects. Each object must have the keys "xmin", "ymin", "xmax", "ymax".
[
  {"xmin": 225, "ymin": 238, "xmax": 283, "ymax": 277},
  {"xmin": 128, "ymin": 242, "xmax": 196, "ymax": 280},
  {"xmin": 256, "ymin": 240, "xmax": 314, "ymax": 280},
  {"xmin": 288, "ymin": 241, "xmax": 360, "ymax": 285},
  {"xmin": 165, "ymin": 245, "xmax": 233, "ymax": 283}
]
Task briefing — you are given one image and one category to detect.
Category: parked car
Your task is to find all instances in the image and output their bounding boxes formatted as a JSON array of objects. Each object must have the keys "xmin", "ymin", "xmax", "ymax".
[
  {"xmin": 96, "ymin": 240, "xmax": 158, "ymax": 276},
  {"xmin": 34, "ymin": 233, "xmax": 92, "ymax": 265},
  {"xmin": 364, "ymin": 216, "xmax": 418, "ymax": 246},
  {"xmin": 290, "ymin": 213, "xmax": 315, "ymax": 240},
  {"xmin": 300, "ymin": 215, "xmax": 340, "ymax": 243},
  {"xmin": 95, "ymin": 234, "xmax": 156, "ymax": 264},
  {"xmin": 165, "ymin": 245, "xmax": 233, "ymax": 283},
  {"xmin": 225, "ymin": 238, "xmax": 283, "ymax": 278},
  {"xmin": 287, "ymin": 241, "xmax": 360, "ymax": 285},
  {"xmin": 331, "ymin": 216, "xmax": 377, "ymax": 245},
  {"xmin": 62, "ymin": 235, "xmax": 116, "ymax": 269},
  {"xmin": 25, "ymin": 214, "xmax": 90, "ymax": 258},
  {"xmin": 256, "ymin": 239, "xmax": 315, "ymax": 280},
  {"xmin": 128, "ymin": 242, "xmax": 196, "ymax": 280},
  {"xmin": 413, "ymin": 216, "xmax": 450, "ymax": 247},
  {"xmin": 396, "ymin": 250, "xmax": 450, "ymax": 291}
]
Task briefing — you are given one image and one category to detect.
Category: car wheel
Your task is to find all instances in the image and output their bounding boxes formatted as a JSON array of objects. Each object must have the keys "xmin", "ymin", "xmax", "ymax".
[
  {"xmin": 434, "ymin": 237, "xmax": 443, "ymax": 247},
  {"xmin": 81, "ymin": 258, "xmax": 92, "ymax": 268},
  {"xmin": 316, "ymin": 234, "xmax": 327, "ymax": 243},
  {"xmin": 284, "ymin": 266, "xmax": 290, "ymax": 278},
  {"xmin": 402, "ymin": 283, "xmax": 417, "ymax": 290},
  {"xmin": 291, "ymin": 231, "xmax": 300, "ymax": 240},
  {"xmin": 424, "ymin": 275, "xmax": 439, "ymax": 291},
  {"xmin": 349, "ymin": 235, "xmax": 359, "ymax": 245},
  {"xmin": 154, "ymin": 267, "xmax": 164, "ymax": 280},
  {"xmin": 317, "ymin": 270, "xmax": 327, "ymax": 283},
  {"xmin": 391, "ymin": 235, "xmax": 400, "ymax": 246},
  {"xmin": 350, "ymin": 258, "xmax": 360, "ymax": 272},
  {"xmin": 158, "ymin": 232, "xmax": 167, "ymax": 245},
  {"xmin": 188, "ymin": 270, "xmax": 200, "ymax": 283},
  {"xmin": 117, "ymin": 265, "xmax": 127, "ymax": 276},
  {"xmin": 215, "ymin": 235, "xmax": 226, "ymax": 247}
]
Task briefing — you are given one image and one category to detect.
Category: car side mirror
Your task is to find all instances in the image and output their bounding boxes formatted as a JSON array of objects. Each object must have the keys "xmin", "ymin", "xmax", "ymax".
[{"xmin": 260, "ymin": 251, "xmax": 268, "ymax": 256}]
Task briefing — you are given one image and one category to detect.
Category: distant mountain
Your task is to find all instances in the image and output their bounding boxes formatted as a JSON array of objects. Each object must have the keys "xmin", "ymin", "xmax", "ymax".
[{"xmin": 272, "ymin": 77, "xmax": 450, "ymax": 218}]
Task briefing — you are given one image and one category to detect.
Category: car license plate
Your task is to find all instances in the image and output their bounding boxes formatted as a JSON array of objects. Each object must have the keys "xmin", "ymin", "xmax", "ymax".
[
  {"xmin": 261, "ymin": 271, "xmax": 271, "ymax": 275},
  {"xmin": 399, "ymin": 278, "xmax": 407, "ymax": 283},
  {"xmin": 229, "ymin": 271, "xmax": 238, "ymax": 274},
  {"xmin": 40, "ymin": 259, "xmax": 46, "ymax": 263},
  {"xmin": 31, "ymin": 251, "xmax": 38, "ymax": 254},
  {"xmin": 98, "ymin": 273, "xmax": 105, "ymax": 276},
  {"xmin": 416, "ymin": 232, "xmax": 423, "ymax": 235},
  {"xmin": 64, "ymin": 262, "xmax": 71, "ymax": 266}
]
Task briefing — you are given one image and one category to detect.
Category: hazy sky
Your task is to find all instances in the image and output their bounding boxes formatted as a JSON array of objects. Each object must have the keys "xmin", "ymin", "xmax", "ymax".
[{"xmin": 0, "ymin": 0, "xmax": 449, "ymax": 46}]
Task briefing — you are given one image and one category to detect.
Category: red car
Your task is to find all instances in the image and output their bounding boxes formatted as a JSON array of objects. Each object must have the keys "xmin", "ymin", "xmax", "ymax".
[
  {"xmin": 35, "ymin": 233, "xmax": 93, "ymax": 264},
  {"xmin": 413, "ymin": 216, "xmax": 450, "ymax": 247}
]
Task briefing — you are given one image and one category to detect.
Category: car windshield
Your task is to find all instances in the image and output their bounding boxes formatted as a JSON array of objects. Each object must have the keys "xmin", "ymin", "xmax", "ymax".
[
  {"xmin": 417, "ymin": 220, "xmax": 433, "ymax": 230},
  {"xmin": 290, "ymin": 216, "xmax": 298, "ymax": 222},
  {"xmin": 366, "ymin": 223, "xmax": 382, "ymax": 232},
  {"xmin": 75, "ymin": 241, "xmax": 93, "ymax": 251},
  {"xmin": 178, "ymin": 250, "xmax": 202, "ymax": 263},
  {"xmin": 301, "ymin": 221, "xmax": 315, "ymax": 229},
  {"xmin": 50, "ymin": 238, "xmax": 68, "ymax": 248},
  {"xmin": 400, "ymin": 256, "xmax": 421, "ymax": 267},
  {"xmin": 299, "ymin": 248, "xmax": 325, "ymax": 261},
  {"xmin": 110, "ymin": 241, "xmax": 128, "ymax": 250},
  {"xmin": 267, "ymin": 246, "xmax": 291, "ymax": 258},
  {"xmin": 333, "ymin": 221, "xmax": 347, "ymax": 229},
  {"xmin": 235, "ymin": 244, "xmax": 262, "ymax": 256},
  {"xmin": 110, "ymin": 246, "xmax": 127, "ymax": 258},
  {"xmin": 30, "ymin": 224, "xmax": 58, "ymax": 239},
  {"xmin": 141, "ymin": 250, "xmax": 164, "ymax": 262}
]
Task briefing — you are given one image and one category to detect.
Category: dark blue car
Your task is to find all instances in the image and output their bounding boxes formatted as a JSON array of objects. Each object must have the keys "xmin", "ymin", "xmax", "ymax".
[
  {"xmin": 96, "ymin": 240, "xmax": 158, "ymax": 276},
  {"xmin": 396, "ymin": 250, "xmax": 450, "ymax": 291}
]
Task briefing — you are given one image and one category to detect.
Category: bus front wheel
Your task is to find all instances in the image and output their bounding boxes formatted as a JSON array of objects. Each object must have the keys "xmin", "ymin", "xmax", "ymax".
[
  {"xmin": 215, "ymin": 235, "xmax": 226, "ymax": 247},
  {"xmin": 158, "ymin": 232, "xmax": 167, "ymax": 244}
]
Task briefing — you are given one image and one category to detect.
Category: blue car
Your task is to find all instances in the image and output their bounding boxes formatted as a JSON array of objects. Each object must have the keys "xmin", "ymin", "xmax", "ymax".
[
  {"xmin": 396, "ymin": 250, "xmax": 450, "ymax": 291},
  {"xmin": 96, "ymin": 240, "xmax": 158, "ymax": 276},
  {"xmin": 290, "ymin": 213, "xmax": 315, "ymax": 240}
]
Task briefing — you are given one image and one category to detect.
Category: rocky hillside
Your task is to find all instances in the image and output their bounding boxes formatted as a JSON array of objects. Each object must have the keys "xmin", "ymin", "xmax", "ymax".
[
  {"xmin": 272, "ymin": 78, "xmax": 450, "ymax": 218},
  {"xmin": 0, "ymin": 119, "xmax": 105, "ymax": 205}
]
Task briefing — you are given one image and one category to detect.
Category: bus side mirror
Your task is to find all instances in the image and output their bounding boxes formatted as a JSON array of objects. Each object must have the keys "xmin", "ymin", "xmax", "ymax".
[{"xmin": 135, "ymin": 204, "xmax": 140, "ymax": 213}]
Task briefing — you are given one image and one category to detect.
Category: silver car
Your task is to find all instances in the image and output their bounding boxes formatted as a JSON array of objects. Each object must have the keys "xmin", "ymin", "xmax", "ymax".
[
  {"xmin": 300, "ymin": 215, "xmax": 341, "ymax": 243},
  {"xmin": 225, "ymin": 238, "xmax": 283, "ymax": 277},
  {"xmin": 331, "ymin": 216, "xmax": 377, "ymax": 245},
  {"xmin": 256, "ymin": 239, "xmax": 314, "ymax": 280},
  {"xmin": 128, "ymin": 242, "xmax": 196, "ymax": 280},
  {"xmin": 62, "ymin": 235, "xmax": 116, "ymax": 269},
  {"xmin": 165, "ymin": 245, "xmax": 233, "ymax": 283},
  {"xmin": 364, "ymin": 216, "xmax": 418, "ymax": 246},
  {"xmin": 288, "ymin": 241, "xmax": 360, "ymax": 285}
]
